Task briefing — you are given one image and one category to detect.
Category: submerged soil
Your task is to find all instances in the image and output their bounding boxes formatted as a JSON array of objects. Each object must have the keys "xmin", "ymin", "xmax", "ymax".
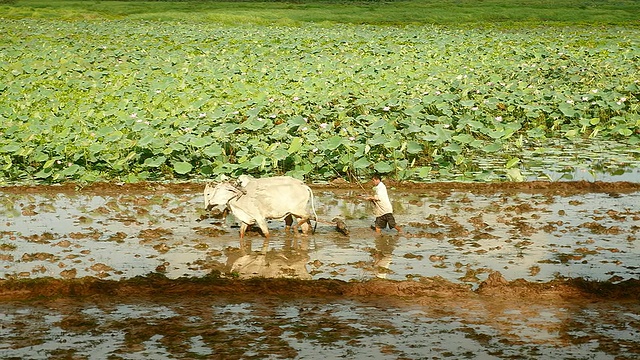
[
  {"xmin": 3, "ymin": 178, "xmax": 640, "ymax": 196},
  {"xmin": 1, "ymin": 180, "xmax": 639, "ymax": 359},
  {"xmin": 2, "ymin": 269, "xmax": 638, "ymax": 301}
]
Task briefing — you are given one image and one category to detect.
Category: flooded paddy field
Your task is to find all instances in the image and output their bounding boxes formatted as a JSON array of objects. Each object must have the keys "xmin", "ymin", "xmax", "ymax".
[{"xmin": 1, "ymin": 181, "xmax": 639, "ymax": 359}]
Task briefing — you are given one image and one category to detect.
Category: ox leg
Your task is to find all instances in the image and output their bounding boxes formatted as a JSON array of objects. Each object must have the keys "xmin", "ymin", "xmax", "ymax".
[
  {"xmin": 298, "ymin": 218, "xmax": 311, "ymax": 235},
  {"xmin": 239, "ymin": 223, "xmax": 248, "ymax": 239},
  {"xmin": 256, "ymin": 219, "xmax": 270, "ymax": 238},
  {"xmin": 284, "ymin": 214, "xmax": 294, "ymax": 233}
]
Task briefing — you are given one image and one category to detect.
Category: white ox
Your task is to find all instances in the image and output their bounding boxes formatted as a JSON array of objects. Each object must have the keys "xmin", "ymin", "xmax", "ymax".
[{"xmin": 204, "ymin": 176, "xmax": 317, "ymax": 238}]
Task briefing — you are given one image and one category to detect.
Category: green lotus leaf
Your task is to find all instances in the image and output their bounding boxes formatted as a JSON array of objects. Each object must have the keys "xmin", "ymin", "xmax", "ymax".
[
  {"xmin": 32, "ymin": 152, "xmax": 49, "ymax": 162},
  {"xmin": 132, "ymin": 121, "xmax": 148, "ymax": 132},
  {"xmin": 168, "ymin": 142, "xmax": 185, "ymax": 152},
  {"xmin": 559, "ymin": 102, "xmax": 576, "ymax": 117},
  {"xmin": 104, "ymin": 130, "xmax": 124, "ymax": 143},
  {"xmin": 2, "ymin": 144, "xmax": 21, "ymax": 154},
  {"xmin": 353, "ymin": 157, "xmax": 371, "ymax": 169},
  {"xmin": 416, "ymin": 166, "xmax": 433, "ymax": 179},
  {"xmin": 482, "ymin": 142, "xmax": 502, "ymax": 153},
  {"xmin": 452, "ymin": 134, "xmax": 475, "ymax": 144},
  {"xmin": 369, "ymin": 119, "xmax": 388, "ymax": 130},
  {"xmin": 404, "ymin": 105, "xmax": 423, "ymax": 117},
  {"xmin": 173, "ymin": 161, "xmax": 193, "ymax": 174},
  {"xmin": 203, "ymin": 144, "xmax": 223, "ymax": 157},
  {"xmin": 288, "ymin": 137, "xmax": 303, "ymax": 154},
  {"xmin": 374, "ymin": 161, "xmax": 393, "ymax": 173},
  {"xmin": 268, "ymin": 148, "xmax": 287, "ymax": 161},
  {"xmin": 385, "ymin": 139, "xmax": 401, "ymax": 149},
  {"xmin": 243, "ymin": 118, "xmax": 269, "ymax": 131},
  {"xmin": 484, "ymin": 128, "xmax": 506, "ymax": 140},
  {"xmin": 618, "ymin": 128, "xmax": 632, "ymax": 136},
  {"xmin": 526, "ymin": 128, "xmax": 546, "ymax": 138},
  {"xmin": 444, "ymin": 142, "xmax": 462, "ymax": 154},
  {"xmin": 138, "ymin": 134, "xmax": 156, "ymax": 147},
  {"xmin": 324, "ymin": 136, "xmax": 344, "ymax": 151},
  {"xmin": 190, "ymin": 136, "xmax": 213, "ymax": 148},
  {"xmin": 88, "ymin": 143, "xmax": 107, "ymax": 154},
  {"xmin": 434, "ymin": 125, "xmax": 453, "ymax": 143},
  {"xmin": 247, "ymin": 154, "xmax": 266, "ymax": 169},
  {"xmin": 506, "ymin": 158, "xmax": 520, "ymax": 169},
  {"xmin": 143, "ymin": 156, "xmax": 166, "ymax": 168},
  {"xmin": 406, "ymin": 141, "xmax": 422, "ymax": 154},
  {"xmin": 34, "ymin": 167, "xmax": 53, "ymax": 179},
  {"xmin": 366, "ymin": 134, "xmax": 385, "ymax": 146},
  {"xmin": 286, "ymin": 116, "xmax": 307, "ymax": 130},
  {"xmin": 221, "ymin": 123, "xmax": 240, "ymax": 134},
  {"xmin": 60, "ymin": 164, "xmax": 82, "ymax": 176}
]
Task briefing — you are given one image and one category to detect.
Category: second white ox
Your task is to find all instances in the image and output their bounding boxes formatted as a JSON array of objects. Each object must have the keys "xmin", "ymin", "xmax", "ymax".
[{"xmin": 204, "ymin": 176, "xmax": 317, "ymax": 238}]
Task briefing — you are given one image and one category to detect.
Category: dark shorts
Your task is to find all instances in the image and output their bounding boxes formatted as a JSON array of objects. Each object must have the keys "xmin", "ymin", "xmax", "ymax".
[{"xmin": 375, "ymin": 213, "xmax": 397, "ymax": 229}]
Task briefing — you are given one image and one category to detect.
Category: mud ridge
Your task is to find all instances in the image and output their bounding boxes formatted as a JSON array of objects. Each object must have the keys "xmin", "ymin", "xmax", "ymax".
[
  {"xmin": 1, "ymin": 271, "xmax": 638, "ymax": 302},
  {"xmin": 2, "ymin": 179, "xmax": 640, "ymax": 196}
]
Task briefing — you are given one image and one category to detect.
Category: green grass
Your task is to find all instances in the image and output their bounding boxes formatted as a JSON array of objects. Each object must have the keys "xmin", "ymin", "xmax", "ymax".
[{"xmin": 1, "ymin": 0, "xmax": 639, "ymax": 25}]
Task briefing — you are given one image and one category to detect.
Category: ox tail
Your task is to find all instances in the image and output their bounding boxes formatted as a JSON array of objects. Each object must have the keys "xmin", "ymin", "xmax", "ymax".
[{"xmin": 307, "ymin": 185, "xmax": 318, "ymax": 234}]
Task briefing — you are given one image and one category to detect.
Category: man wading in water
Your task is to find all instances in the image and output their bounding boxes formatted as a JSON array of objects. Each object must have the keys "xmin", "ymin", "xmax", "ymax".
[{"xmin": 366, "ymin": 174, "xmax": 402, "ymax": 234}]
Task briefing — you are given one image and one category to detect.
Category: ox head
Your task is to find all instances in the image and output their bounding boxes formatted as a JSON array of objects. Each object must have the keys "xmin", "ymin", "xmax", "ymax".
[
  {"xmin": 204, "ymin": 182, "xmax": 243, "ymax": 211},
  {"xmin": 237, "ymin": 174, "xmax": 254, "ymax": 188}
]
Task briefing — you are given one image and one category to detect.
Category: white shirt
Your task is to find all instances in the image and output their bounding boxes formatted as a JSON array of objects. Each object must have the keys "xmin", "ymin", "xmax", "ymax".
[{"xmin": 372, "ymin": 181, "xmax": 393, "ymax": 217}]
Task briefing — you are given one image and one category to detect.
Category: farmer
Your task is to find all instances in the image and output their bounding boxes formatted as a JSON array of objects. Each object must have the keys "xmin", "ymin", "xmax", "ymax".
[{"xmin": 366, "ymin": 174, "xmax": 402, "ymax": 234}]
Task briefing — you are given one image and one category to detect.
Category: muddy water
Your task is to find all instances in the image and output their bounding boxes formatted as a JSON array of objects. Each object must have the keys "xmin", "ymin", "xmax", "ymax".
[
  {"xmin": 2, "ymin": 294, "xmax": 639, "ymax": 359},
  {"xmin": 1, "ymin": 184, "xmax": 638, "ymax": 284},
  {"xmin": 1, "ymin": 182, "xmax": 639, "ymax": 359}
]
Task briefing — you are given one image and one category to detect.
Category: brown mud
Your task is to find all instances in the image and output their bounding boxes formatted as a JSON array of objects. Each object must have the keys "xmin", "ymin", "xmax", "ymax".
[
  {"xmin": 3, "ymin": 178, "xmax": 640, "ymax": 196},
  {"xmin": 1, "ymin": 270, "xmax": 640, "ymax": 302}
]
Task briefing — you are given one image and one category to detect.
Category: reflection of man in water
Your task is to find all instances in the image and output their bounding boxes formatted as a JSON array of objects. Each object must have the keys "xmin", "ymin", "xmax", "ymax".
[
  {"xmin": 366, "ymin": 174, "xmax": 402, "ymax": 234},
  {"xmin": 372, "ymin": 235, "xmax": 399, "ymax": 278}
]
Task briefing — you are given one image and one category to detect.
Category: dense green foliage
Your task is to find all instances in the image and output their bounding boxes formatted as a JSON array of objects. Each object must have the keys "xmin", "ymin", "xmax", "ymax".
[
  {"xmin": 2, "ymin": 0, "xmax": 640, "ymax": 25},
  {"xmin": 1, "ymin": 19, "xmax": 638, "ymax": 184}
]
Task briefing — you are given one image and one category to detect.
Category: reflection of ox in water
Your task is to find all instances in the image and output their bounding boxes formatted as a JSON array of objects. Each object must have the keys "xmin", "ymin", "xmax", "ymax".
[
  {"xmin": 226, "ymin": 237, "xmax": 312, "ymax": 279},
  {"xmin": 204, "ymin": 176, "xmax": 317, "ymax": 238}
]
